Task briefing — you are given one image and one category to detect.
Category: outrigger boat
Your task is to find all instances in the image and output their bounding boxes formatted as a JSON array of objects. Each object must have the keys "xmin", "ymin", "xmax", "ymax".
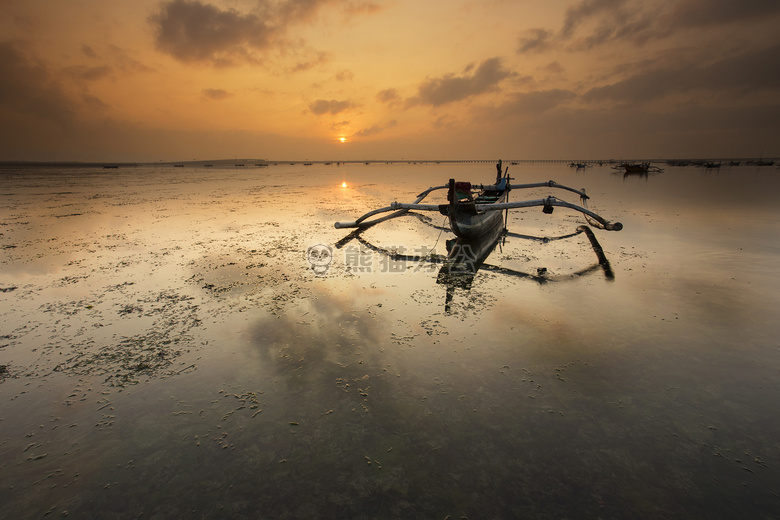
[
  {"xmin": 335, "ymin": 160, "xmax": 623, "ymax": 238},
  {"xmin": 334, "ymin": 160, "xmax": 623, "ymax": 310},
  {"xmin": 613, "ymin": 162, "xmax": 663, "ymax": 174}
]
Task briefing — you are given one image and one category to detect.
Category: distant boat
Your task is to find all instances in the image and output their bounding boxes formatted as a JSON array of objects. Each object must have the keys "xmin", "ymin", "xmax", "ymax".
[
  {"xmin": 747, "ymin": 159, "xmax": 775, "ymax": 166},
  {"xmin": 235, "ymin": 163, "xmax": 245, "ymax": 167},
  {"xmin": 303, "ymin": 162, "xmax": 313, "ymax": 166},
  {"xmin": 204, "ymin": 164, "xmax": 213, "ymax": 167},
  {"xmin": 614, "ymin": 162, "xmax": 663, "ymax": 174}
]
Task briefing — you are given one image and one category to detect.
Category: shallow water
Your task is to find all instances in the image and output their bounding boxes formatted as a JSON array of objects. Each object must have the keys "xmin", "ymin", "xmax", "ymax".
[{"xmin": 1, "ymin": 162, "xmax": 779, "ymax": 518}]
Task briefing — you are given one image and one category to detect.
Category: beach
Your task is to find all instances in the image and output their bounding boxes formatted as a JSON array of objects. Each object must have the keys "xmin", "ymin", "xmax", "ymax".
[{"xmin": 1, "ymin": 161, "xmax": 780, "ymax": 518}]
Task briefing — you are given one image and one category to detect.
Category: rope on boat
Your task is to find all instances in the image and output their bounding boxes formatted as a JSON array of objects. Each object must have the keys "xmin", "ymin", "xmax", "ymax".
[{"xmin": 428, "ymin": 215, "xmax": 449, "ymax": 260}]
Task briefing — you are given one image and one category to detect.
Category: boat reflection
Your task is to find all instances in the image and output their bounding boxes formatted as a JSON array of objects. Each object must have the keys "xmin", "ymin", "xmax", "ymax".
[
  {"xmin": 436, "ymin": 223, "xmax": 614, "ymax": 312},
  {"xmin": 336, "ymin": 216, "xmax": 615, "ymax": 313},
  {"xmin": 614, "ymin": 168, "xmax": 662, "ymax": 181}
]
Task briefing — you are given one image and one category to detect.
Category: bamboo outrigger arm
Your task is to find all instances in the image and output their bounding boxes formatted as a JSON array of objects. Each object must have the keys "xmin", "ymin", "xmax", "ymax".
[
  {"xmin": 492, "ymin": 197, "xmax": 623, "ymax": 231},
  {"xmin": 507, "ymin": 180, "xmax": 590, "ymax": 200},
  {"xmin": 334, "ymin": 181, "xmax": 588, "ymax": 230},
  {"xmin": 334, "ymin": 185, "xmax": 447, "ymax": 229},
  {"xmin": 335, "ymin": 196, "xmax": 622, "ymax": 231}
]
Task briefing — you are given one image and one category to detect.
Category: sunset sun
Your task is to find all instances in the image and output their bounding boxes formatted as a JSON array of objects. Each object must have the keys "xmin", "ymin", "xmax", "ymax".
[{"xmin": 339, "ymin": 137, "xmax": 346, "ymax": 143}]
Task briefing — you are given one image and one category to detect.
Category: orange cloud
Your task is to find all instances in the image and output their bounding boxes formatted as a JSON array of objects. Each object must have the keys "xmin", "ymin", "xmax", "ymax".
[
  {"xmin": 407, "ymin": 58, "xmax": 514, "ymax": 107},
  {"xmin": 309, "ymin": 99, "xmax": 357, "ymax": 115},
  {"xmin": 150, "ymin": 0, "xmax": 275, "ymax": 65}
]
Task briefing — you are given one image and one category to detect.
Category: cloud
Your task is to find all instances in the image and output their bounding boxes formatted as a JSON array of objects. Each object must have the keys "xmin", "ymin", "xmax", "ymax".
[
  {"xmin": 0, "ymin": 41, "xmax": 76, "ymax": 127},
  {"xmin": 432, "ymin": 115, "xmax": 452, "ymax": 130},
  {"xmin": 289, "ymin": 50, "xmax": 331, "ymax": 72},
  {"xmin": 271, "ymin": 0, "xmax": 335, "ymax": 24},
  {"xmin": 489, "ymin": 89, "xmax": 577, "ymax": 119},
  {"xmin": 343, "ymin": 2, "xmax": 383, "ymax": 17},
  {"xmin": 583, "ymin": 43, "xmax": 780, "ymax": 104},
  {"xmin": 376, "ymin": 88, "xmax": 401, "ymax": 105},
  {"xmin": 353, "ymin": 119, "xmax": 396, "ymax": 137},
  {"xmin": 667, "ymin": 0, "xmax": 780, "ymax": 28},
  {"xmin": 408, "ymin": 57, "xmax": 514, "ymax": 107},
  {"xmin": 149, "ymin": 0, "xmax": 276, "ymax": 65},
  {"xmin": 517, "ymin": 28, "xmax": 553, "ymax": 54},
  {"xmin": 542, "ymin": 61, "xmax": 565, "ymax": 75},
  {"xmin": 66, "ymin": 65, "xmax": 113, "ymax": 82},
  {"xmin": 309, "ymin": 99, "xmax": 357, "ymax": 115},
  {"xmin": 149, "ymin": 0, "xmax": 382, "ymax": 67},
  {"xmin": 108, "ymin": 45, "xmax": 155, "ymax": 74},
  {"xmin": 202, "ymin": 88, "xmax": 232, "ymax": 100},
  {"xmin": 558, "ymin": 0, "xmax": 664, "ymax": 50},
  {"xmin": 560, "ymin": 0, "xmax": 628, "ymax": 39},
  {"xmin": 335, "ymin": 69, "xmax": 354, "ymax": 82},
  {"xmin": 555, "ymin": 0, "xmax": 780, "ymax": 50},
  {"xmin": 81, "ymin": 44, "xmax": 97, "ymax": 58},
  {"xmin": 81, "ymin": 93, "xmax": 109, "ymax": 111}
]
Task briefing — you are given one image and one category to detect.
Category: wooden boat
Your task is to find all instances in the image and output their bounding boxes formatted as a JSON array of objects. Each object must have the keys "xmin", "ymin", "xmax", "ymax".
[
  {"xmin": 747, "ymin": 159, "xmax": 775, "ymax": 166},
  {"xmin": 614, "ymin": 162, "xmax": 663, "ymax": 174},
  {"xmin": 445, "ymin": 178, "xmax": 509, "ymax": 239},
  {"xmin": 437, "ymin": 212, "xmax": 505, "ymax": 285},
  {"xmin": 334, "ymin": 162, "xmax": 622, "ymax": 311},
  {"xmin": 335, "ymin": 160, "xmax": 623, "ymax": 238}
]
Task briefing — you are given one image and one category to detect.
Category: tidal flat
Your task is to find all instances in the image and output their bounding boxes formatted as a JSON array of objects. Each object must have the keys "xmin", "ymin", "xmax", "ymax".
[{"xmin": 1, "ymin": 162, "xmax": 779, "ymax": 519}]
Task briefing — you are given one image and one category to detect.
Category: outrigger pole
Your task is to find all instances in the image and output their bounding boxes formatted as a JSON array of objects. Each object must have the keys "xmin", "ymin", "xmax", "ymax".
[
  {"xmin": 335, "ymin": 180, "xmax": 623, "ymax": 232},
  {"xmin": 334, "ymin": 184, "xmax": 448, "ymax": 230}
]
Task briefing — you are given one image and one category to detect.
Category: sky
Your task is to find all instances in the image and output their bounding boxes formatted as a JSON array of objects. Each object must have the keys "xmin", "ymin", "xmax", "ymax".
[{"xmin": 1, "ymin": 0, "xmax": 779, "ymax": 162}]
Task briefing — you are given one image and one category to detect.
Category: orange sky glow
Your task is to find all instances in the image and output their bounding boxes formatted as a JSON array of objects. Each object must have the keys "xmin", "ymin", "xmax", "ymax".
[{"xmin": 1, "ymin": 0, "xmax": 779, "ymax": 161}]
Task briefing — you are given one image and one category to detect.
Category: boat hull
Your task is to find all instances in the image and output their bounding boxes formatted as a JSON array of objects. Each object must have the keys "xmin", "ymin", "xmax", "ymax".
[
  {"xmin": 439, "ymin": 219, "xmax": 504, "ymax": 278},
  {"xmin": 448, "ymin": 190, "xmax": 508, "ymax": 239}
]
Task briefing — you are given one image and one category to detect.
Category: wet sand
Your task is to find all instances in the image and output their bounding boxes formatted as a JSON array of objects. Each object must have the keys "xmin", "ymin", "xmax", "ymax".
[{"xmin": 1, "ymin": 162, "xmax": 780, "ymax": 518}]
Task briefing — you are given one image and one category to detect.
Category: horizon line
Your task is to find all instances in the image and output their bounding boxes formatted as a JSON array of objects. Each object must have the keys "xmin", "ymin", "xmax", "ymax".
[{"xmin": 1, "ymin": 156, "xmax": 777, "ymax": 168}]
